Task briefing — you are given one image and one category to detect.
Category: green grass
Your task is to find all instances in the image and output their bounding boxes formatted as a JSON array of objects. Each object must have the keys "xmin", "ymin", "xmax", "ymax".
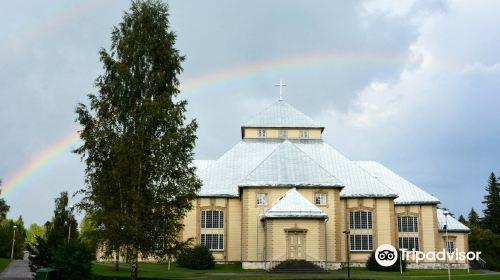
[
  {"xmin": 92, "ymin": 262, "xmax": 499, "ymax": 280},
  {"xmin": 0, "ymin": 258, "xmax": 11, "ymax": 273}
]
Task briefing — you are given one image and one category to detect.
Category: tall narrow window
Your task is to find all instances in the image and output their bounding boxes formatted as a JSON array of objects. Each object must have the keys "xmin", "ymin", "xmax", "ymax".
[
  {"xmin": 256, "ymin": 193, "xmax": 268, "ymax": 206},
  {"xmin": 446, "ymin": 240, "xmax": 455, "ymax": 253},
  {"xmin": 201, "ymin": 210, "xmax": 224, "ymax": 229},
  {"xmin": 299, "ymin": 129, "xmax": 309, "ymax": 139},
  {"xmin": 258, "ymin": 129, "xmax": 266, "ymax": 138}
]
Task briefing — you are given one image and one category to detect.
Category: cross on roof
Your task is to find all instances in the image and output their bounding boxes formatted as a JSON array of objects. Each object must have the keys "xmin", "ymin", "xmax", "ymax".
[{"xmin": 274, "ymin": 79, "xmax": 287, "ymax": 101}]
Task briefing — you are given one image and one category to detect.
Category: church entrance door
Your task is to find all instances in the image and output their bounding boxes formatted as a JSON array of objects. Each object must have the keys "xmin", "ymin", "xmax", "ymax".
[{"xmin": 287, "ymin": 231, "xmax": 306, "ymax": 260}]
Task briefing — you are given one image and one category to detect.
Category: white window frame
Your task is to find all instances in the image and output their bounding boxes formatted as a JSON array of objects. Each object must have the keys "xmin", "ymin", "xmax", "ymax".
[
  {"xmin": 256, "ymin": 193, "xmax": 268, "ymax": 206},
  {"xmin": 398, "ymin": 216, "xmax": 418, "ymax": 232},
  {"xmin": 258, "ymin": 129, "xmax": 266, "ymax": 138},
  {"xmin": 299, "ymin": 129, "xmax": 309, "ymax": 139},
  {"xmin": 314, "ymin": 192, "xmax": 327, "ymax": 206},
  {"xmin": 200, "ymin": 233, "xmax": 224, "ymax": 251},
  {"xmin": 398, "ymin": 236, "xmax": 420, "ymax": 251},
  {"xmin": 349, "ymin": 211, "xmax": 373, "ymax": 229},
  {"xmin": 446, "ymin": 240, "xmax": 455, "ymax": 253},
  {"xmin": 200, "ymin": 210, "xmax": 224, "ymax": 229},
  {"xmin": 350, "ymin": 234, "xmax": 373, "ymax": 251}
]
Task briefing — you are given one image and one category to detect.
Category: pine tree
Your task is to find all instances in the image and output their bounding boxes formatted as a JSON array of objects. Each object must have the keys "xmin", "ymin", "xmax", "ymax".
[
  {"xmin": 458, "ymin": 215, "xmax": 467, "ymax": 225},
  {"xmin": 483, "ymin": 172, "xmax": 500, "ymax": 233},
  {"xmin": 75, "ymin": 1, "xmax": 200, "ymax": 279},
  {"xmin": 468, "ymin": 208, "xmax": 481, "ymax": 227}
]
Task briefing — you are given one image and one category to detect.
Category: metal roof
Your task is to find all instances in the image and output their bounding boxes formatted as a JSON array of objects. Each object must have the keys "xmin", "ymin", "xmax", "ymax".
[
  {"xmin": 263, "ymin": 187, "xmax": 328, "ymax": 219},
  {"xmin": 436, "ymin": 209, "xmax": 470, "ymax": 232},
  {"xmin": 196, "ymin": 139, "xmax": 281, "ymax": 196},
  {"xmin": 293, "ymin": 141, "xmax": 398, "ymax": 198},
  {"xmin": 356, "ymin": 161, "xmax": 440, "ymax": 205},
  {"xmin": 242, "ymin": 100, "xmax": 324, "ymax": 129},
  {"xmin": 195, "ymin": 139, "xmax": 397, "ymax": 198},
  {"xmin": 239, "ymin": 140, "xmax": 345, "ymax": 187}
]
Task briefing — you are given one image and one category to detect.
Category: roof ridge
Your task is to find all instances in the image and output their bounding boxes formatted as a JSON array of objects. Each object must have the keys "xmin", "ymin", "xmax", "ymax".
[{"xmin": 238, "ymin": 140, "xmax": 345, "ymax": 187}]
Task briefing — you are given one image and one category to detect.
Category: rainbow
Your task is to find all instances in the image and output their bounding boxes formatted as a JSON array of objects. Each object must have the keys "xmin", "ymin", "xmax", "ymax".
[
  {"xmin": 0, "ymin": 52, "xmax": 465, "ymax": 198},
  {"xmin": 1, "ymin": 130, "xmax": 81, "ymax": 198},
  {"xmin": 0, "ymin": 51, "xmax": 465, "ymax": 198}
]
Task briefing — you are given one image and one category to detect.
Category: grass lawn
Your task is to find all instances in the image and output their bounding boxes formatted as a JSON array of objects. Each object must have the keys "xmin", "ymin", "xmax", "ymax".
[
  {"xmin": 93, "ymin": 262, "xmax": 499, "ymax": 280},
  {"xmin": 0, "ymin": 258, "xmax": 11, "ymax": 273}
]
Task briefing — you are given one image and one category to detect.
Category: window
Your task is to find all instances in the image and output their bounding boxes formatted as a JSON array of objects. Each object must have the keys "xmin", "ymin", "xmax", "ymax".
[
  {"xmin": 299, "ymin": 129, "xmax": 309, "ymax": 139},
  {"xmin": 399, "ymin": 237, "xmax": 420, "ymax": 251},
  {"xmin": 349, "ymin": 211, "xmax": 373, "ymax": 229},
  {"xmin": 258, "ymin": 129, "xmax": 266, "ymax": 138},
  {"xmin": 350, "ymin": 234, "xmax": 373, "ymax": 251},
  {"xmin": 398, "ymin": 216, "xmax": 418, "ymax": 232},
  {"xmin": 201, "ymin": 210, "xmax": 224, "ymax": 229},
  {"xmin": 314, "ymin": 193, "xmax": 327, "ymax": 206},
  {"xmin": 201, "ymin": 234, "xmax": 224, "ymax": 250},
  {"xmin": 256, "ymin": 193, "xmax": 268, "ymax": 206},
  {"xmin": 446, "ymin": 240, "xmax": 455, "ymax": 253},
  {"xmin": 279, "ymin": 129, "xmax": 288, "ymax": 139}
]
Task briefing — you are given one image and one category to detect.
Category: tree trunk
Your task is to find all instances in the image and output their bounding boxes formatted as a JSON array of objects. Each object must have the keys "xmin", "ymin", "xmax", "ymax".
[
  {"xmin": 114, "ymin": 246, "xmax": 120, "ymax": 271},
  {"xmin": 131, "ymin": 254, "xmax": 138, "ymax": 280}
]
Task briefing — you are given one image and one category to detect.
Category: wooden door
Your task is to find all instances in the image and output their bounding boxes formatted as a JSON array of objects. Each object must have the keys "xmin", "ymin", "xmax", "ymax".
[{"xmin": 287, "ymin": 231, "xmax": 305, "ymax": 259}]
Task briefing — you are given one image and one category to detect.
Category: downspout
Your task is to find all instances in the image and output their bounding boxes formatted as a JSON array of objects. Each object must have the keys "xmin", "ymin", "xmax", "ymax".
[
  {"xmin": 264, "ymin": 218, "xmax": 268, "ymax": 270},
  {"xmin": 324, "ymin": 217, "xmax": 329, "ymax": 271}
]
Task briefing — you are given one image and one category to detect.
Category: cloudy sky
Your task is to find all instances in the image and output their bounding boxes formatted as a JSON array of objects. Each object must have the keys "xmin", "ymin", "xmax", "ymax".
[{"xmin": 1, "ymin": 0, "xmax": 499, "ymax": 226}]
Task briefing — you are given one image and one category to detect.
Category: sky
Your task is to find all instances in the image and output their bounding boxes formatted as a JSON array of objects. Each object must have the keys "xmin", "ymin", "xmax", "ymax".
[{"xmin": 0, "ymin": 0, "xmax": 499, "ymax": 226}]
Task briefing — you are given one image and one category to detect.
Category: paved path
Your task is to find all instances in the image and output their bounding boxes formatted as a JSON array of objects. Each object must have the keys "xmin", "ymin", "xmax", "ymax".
[{"xmin": 0, "ymin": 260, "xmax": 34, "ymax": 280}]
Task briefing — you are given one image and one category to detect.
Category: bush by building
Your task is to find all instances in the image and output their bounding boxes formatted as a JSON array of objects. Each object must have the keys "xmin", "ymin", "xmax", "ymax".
[{"xmin": 176, "ymin": 245, "xmax": 215, "ymax": 270}]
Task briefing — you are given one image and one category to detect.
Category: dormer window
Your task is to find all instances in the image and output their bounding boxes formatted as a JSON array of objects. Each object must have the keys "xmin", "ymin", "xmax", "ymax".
[
  {"xmin": 279, "ymin": 129, "xmax": 288, "ymax": 139},
  {"xmin": 299, "ymin": 129, "xmax": 309, "ymax": 139},
  {"xmin": 258, "ymin": 129, "xmax": 266, "ymax": 138}
]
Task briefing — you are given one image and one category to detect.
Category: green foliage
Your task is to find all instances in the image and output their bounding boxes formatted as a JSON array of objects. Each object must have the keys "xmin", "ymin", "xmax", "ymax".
[
  {"xmin": 468, "ymin": 224, "xmax": 500, "ymax": 271},
  {"xmin": 52, "ymin": 239, "xmax": 94, "ymax": 280},
  {"xmin": 75, "ymin": 0, "xmax": 200, "ymax": 279},
  {"xmin": 26, "ymin": 223, "xmax": 46, "ymax": 244},
  {"xmin": 482, "ymin": 172, "xmax": 500, "ymax": 234},
  {"xmin": 0, "ymin": 216, "xmax": 26, "ymax": 258},
  {"xmin": 366, "ymin": 251, "xmax": 406, "ymax": 272},
  {"xmin": 27, "ymin": 235, "xmax": 51, "ymax": 272},
  {"xmin": 27, "ymin": 192, "xmax": 80, "ymax": 272},
  {"xmin": 0, "ymin": 198, "xmax": 9, "ymax": 220},
  {"xmin": 468, "ymin": 208, "xmax": 481, "ymax": 226},
  {"xmin": 79, "ymin": 214, "xmax": 99, "ymax": 259},
  {"xmin": 176, "ymin": 245, "xmax": 215, "ymax": 270}
]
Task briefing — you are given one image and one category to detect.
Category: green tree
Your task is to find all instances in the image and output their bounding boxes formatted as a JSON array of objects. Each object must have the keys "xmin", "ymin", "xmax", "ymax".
[
  {"xmin": 28, "ymin": 192, "xmax": 78, "ymax": 271},
  {"xmin": 0, "ymin": 216, "xmax": 26, "ymax": 258},
  {"xmin": 79, "ymin": 213, "xmax": 98, "ymax": 260},
  {"xmin": 483, "ymin": 172, "xmax": 500, "ymax": 233},
  {"xmin": 0, "ymin": 199, "xmax": 9, "ymax": 221},
  {"xmin": 26, "ymin": 223, "xmax": 46, "ymax": 244},
  {"xmin": 458, "ymin": 214, "xmax": 467, "ymax": 225},
  {"xmin": 468, "ymin": 208, "xmax": 481, "ymax": 227},
  {"xmin": 75, "ymin": 1, "xmax": 200, "ymax": 279}
]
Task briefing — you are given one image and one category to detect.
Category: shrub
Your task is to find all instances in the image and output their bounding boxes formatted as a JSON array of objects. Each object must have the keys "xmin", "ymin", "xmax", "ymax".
[
  {"xmin": 366, "ymin": 250, "xmax": 406, "ymax": 272},
  {"xmin": 176, "ymin": 245, "xmax": 215, "ymax": 269},
  {"xmin": 52, "ymin": 239, "xmax": 94, "ymax": 280}
]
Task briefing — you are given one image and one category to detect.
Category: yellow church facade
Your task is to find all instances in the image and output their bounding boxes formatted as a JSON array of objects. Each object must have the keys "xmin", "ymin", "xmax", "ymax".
[{"xmin": 181, "ymin": 99, "xmax": 470, "ymax": 270}]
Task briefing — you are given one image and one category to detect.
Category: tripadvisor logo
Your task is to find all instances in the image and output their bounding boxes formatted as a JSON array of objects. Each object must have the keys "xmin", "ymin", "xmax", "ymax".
[
  {"xmin": 375, "ymin": 244, "xmax": 398, "ymax": 267},
  {"xmin": 375, "ymin": 244, "xmax": 482, "ymax": 265}
]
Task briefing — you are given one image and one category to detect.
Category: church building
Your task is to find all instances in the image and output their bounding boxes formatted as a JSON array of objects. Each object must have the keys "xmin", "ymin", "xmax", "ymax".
[{"xmin": 181, "ymin": 94, "xmax": 470, "ymax": 270}]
